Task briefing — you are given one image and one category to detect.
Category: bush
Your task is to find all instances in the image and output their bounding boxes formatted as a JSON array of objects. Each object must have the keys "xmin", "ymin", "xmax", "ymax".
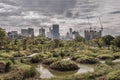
[
  {"xmin": 105, "ymin": 59, "xmax": 114, "ymax": 65},
  {"xmin": 50, "ymin": 60, "xmax": 79, "ymax": 71},
  {"xmin": 13, "ymin": 51, "xmax": 25, "ymax": 57},
  {"xmin": 43, "ymin": 57, "xmax": 59, "ymax": 65},
  {"xmin": 24, "ymin": 66, "xmax": 37, "ymax": 78},
  {"xmin": 0, "ymin": 64, "xmax": 37, "ymax": 80},
  {"xmin": 97, "ymin": 54, "xmax": 114, "ymax": 60},
  {"xmin": 72, "ymin": 55, "xmax": 82, "ymax": 61},
  {"xmin": 76, "ymin": 56, "xmax": 99, "ymax": 64},
  {"xmin": 107, "ymin": 70, "xmax": 120, "ymax": 80},
  {"xmin": 5, "ymin": 62, "xmax": 11, "ymax": 72},
  {"xmin": 30, "ymin": 55, "xmax": 41, "ymax": 63},
  {"xmin": 113, "ymin": 52, "xmax": 120, "ymax": 59},
  {"xmin": 94, "ymin": 64, "xmax": 112, "ymax": 77},
  {"xmin": 31, "ymin": 48, "xmax": 39, "ymax": 53}
]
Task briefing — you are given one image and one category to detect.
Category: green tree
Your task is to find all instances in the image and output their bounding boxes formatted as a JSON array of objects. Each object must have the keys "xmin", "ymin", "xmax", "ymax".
[
  {"xmin": 93, "ymin": 38, "xmax": 104, "ymax": 48},
  {"xmin": 111, "ymin": 36, "xmax": 120, "ymax": 49},
  {"xmin": 22, "ymin": 39, "xmax": 27, "ymax": 50},
  {"xmin": 74, "ymin": 35, "xmax": 85, "ymax": 42},
  {"xmin": 102, "ymin": 35, "xmax": 114, "ymax": 48},
  {"xmin": 0, "ymin": 28, "xmax": 6, "ymax": 50},
  {"xmin": 53, "ymin": 39, "xmax": 64, "ymax": 48}
]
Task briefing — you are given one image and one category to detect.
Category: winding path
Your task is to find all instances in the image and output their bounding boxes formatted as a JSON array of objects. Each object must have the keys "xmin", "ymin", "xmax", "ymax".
[{"xmin": 14, "ymin": 53, "xmax": 39, "ymax": 59}]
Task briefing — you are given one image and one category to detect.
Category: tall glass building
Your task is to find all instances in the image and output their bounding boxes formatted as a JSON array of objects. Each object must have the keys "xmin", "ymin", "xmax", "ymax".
[{"xmin": 52, "ymin": 24, "xmax": 60, "ymax": 39}]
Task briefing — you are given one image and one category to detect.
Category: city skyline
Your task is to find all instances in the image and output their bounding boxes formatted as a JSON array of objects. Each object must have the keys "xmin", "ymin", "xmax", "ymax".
[{"xmin": 0, "ymin": 0, "xmax": 120, "ymax": 36}]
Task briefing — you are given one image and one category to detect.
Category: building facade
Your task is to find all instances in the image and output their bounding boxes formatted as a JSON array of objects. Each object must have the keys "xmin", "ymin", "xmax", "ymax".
[
  {"xmin": 52, "ymin": 24, "xmax": 60, "ymax": 39},
  {"xmin": 21, "ymin": 28, "xmax": 34, "ymax": 37},
  {"xmin": 84, "ymin": 27, "xmax": 103, "ymax": 40},
  {"xmin": 7, "ymin": 31, "xmax": 18, "ymax": 39},
  {"xmin": 39, "ymin": 28, "xmax": 45, "ymax": 37}
]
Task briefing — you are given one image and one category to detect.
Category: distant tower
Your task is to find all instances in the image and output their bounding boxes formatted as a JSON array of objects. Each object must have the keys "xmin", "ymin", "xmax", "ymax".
[
  {"xmin": 69, "ymin": 28, "xmax": 73, "ymax": 39},
  {"xmin": 90, "ymin": 27, "xmax": 92, "ymax": 31},
  {"xmin": 28, "ymin": 28, "xmax": 34, "ymax": 37},
  {"xmin": 69, "ymin": 28, "xmax": 72, "ymax": 33},
  {"xmin": 52, "ymin": 24, "xmax": 60, "ymax": 39},
  {"xmin": 39, "ymin": 28, "xmax": 45, "ymax": 37},
  {"xmin": 21, "ymin": 29, "xmax": 29, "ymax": 37}
]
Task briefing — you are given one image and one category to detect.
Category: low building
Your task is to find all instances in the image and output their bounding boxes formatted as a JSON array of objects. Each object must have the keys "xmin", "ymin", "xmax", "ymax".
[{"xmin": 7, "ymin": 31, "xmax": 18, "ymax": 39}]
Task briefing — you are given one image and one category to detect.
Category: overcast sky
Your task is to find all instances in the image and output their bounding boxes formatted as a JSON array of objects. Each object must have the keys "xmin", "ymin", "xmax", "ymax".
[{"xmin": 0, "ymin": 0, "xmax": 120, "ymax": 36}]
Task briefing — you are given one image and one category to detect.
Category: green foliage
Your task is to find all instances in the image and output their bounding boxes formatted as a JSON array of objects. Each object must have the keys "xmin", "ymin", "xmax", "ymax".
[
  {"xmin": 43, "ymin": 57, "xmax": 59, "ymax": 65},
  {"xmin": 113, "ymin": 52, "xmax": 120, "ymax": 59},
  {"xmin": 103, "ymin": 35, "xmax": 114, "ymax": 47},
  {"xmin": 107, "ymin": 70, "xmax": 120, "ymax": 80},
  {"xmin": 76, "ymin": 55, "xmax": 99, "ymax": 64},
  {"xmin": 31, "ymin": 55, "xmax": 41, "ymax": 63},
  {"xmin": 50, "ymin": 60, "xmax": 79, "ymax": 71},
  {"xmin": 0, "ymin": 64, "xmax": 37, "ymax": 80},
  {"xmin": 112, "ymin": 36, "xmax": 120, "ymax": 49},
  {"xmin": 74, "ymin": 35, "xmax": 85, "ymax": 42},
  {"xmin": 23, "ymin": 66, "xmax": 37, "ymax": 78},
  {"xmin": 97, "ymin": 54, "xmax": 114, "ymax": 60},
  {"xmin": 94, "ymin": 64, "xmax": 112, "ymax": 76},
  {"xmin": 5, "ymin": 61, "xmax": 11, "ymax": 72},
  {"xmin": 93, "ymin": 38, "xmax": 104, "ymax": 48}
]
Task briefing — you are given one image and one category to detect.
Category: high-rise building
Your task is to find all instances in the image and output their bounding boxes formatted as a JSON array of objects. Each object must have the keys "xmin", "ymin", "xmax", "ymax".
[
  {"xmin": 28, "ymin": 28, "xmax": 34, "ymax": 37},
  {"xmin": 65, "ymin": 32, "xmax": 71, "ymax": 40},
  {"xmin": 21, "ymin": 29, "xmax": 29, "ymax": 37},
  {"xmin": 52, "ymin": 24, "xmax": 60, "ymax": 39},
  {"xmin": 39, "ymin": 28, "xmax": 45, "ymax": 37},
  {"xmin": 47, "ymin": 27, "xmax": 53, "ymax": 38},
  {"xmin": 21, "ymin": 28, "xmax": 34, "ymax": 37},
  {"xmin": 84, "ymin": 27, "xmax": 103, "ymax": 40}
]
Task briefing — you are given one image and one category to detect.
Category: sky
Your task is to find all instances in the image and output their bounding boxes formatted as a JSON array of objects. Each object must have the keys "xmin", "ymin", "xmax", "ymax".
[{"xmin": 0, "ymin": 0, "xmax": 120, "ymax": 36}]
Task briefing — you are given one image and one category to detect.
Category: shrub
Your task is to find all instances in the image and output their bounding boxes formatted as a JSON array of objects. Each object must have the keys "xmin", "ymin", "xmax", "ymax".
[
  {"xmin": 94, "ymin": 64, "xmax": 112, "ymax": 77},
  {"xmin": 0, "ymin": 64, "xmax": 37, "ymax": 80},
  {"xmin": 5, "ymin": 62, "xmax": 11, "ymax": 72},
  {"xmin": 97, "ymin": 54, "xmax": 114, "ymax": 60},
  {"xmin": 105, "ymin": 59, "xmax": 114, "ymax": 65},
  {"xmin": 50, "ymin": 60, "xmax": 79, "ymax": 71},
  {"xmin": 24, "ymin": 66, "xmax": 37, "ymax": 78},
  {"xmin": 72, "ymin": 55, "xmax": 82, "ymax": 61},
  {"xmin": 13, "ymin": 51, "xmax": 25, "ymax": 57},
  {"xmin": 113, "ymin": 52, "xmax": 120, "ymax": 59},
  {"xmin": 43, "ymin": 57, "xmax": 59, "ymax": 65},
  {"xmin": 31, "ymin": 48, "xmax": 39, "ymax": 53},
  {"xmin": 107, "ymin": 70, "xmax": 120, "ymax": 80},
  {"xmin": 76, "ymin": 56, "xmax": 99, "ymax": 64},
  {"xmin": 30, "ymin": 55, "xmax": 41, "ymax": 63}
]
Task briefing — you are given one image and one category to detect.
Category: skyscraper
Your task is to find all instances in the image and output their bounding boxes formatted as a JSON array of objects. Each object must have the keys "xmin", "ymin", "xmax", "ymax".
[
  {"xmin": 28, "ymin": 28, "xmax": 34, "ymax": 37},
  {"xmin": 84, "ymin": 27, "xmax": 103, "ymax": 40},
  {"xmin": 21, "ymin": 28, "xmax": 34, "ymax": 37},
  {"xmin": 52, "ymin": 24, "xmax": 60, "ymax": 39},
  {"xmin": 21, "ymin": 29, "xmax": 29, "ymax": 37},
  {"xmin": 39, "ymin": 28, "xmax": 45, "ymax": 37},
  {"xmin": 47, "ymin": 27, "xmax": 53, "ymax": 39}
]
